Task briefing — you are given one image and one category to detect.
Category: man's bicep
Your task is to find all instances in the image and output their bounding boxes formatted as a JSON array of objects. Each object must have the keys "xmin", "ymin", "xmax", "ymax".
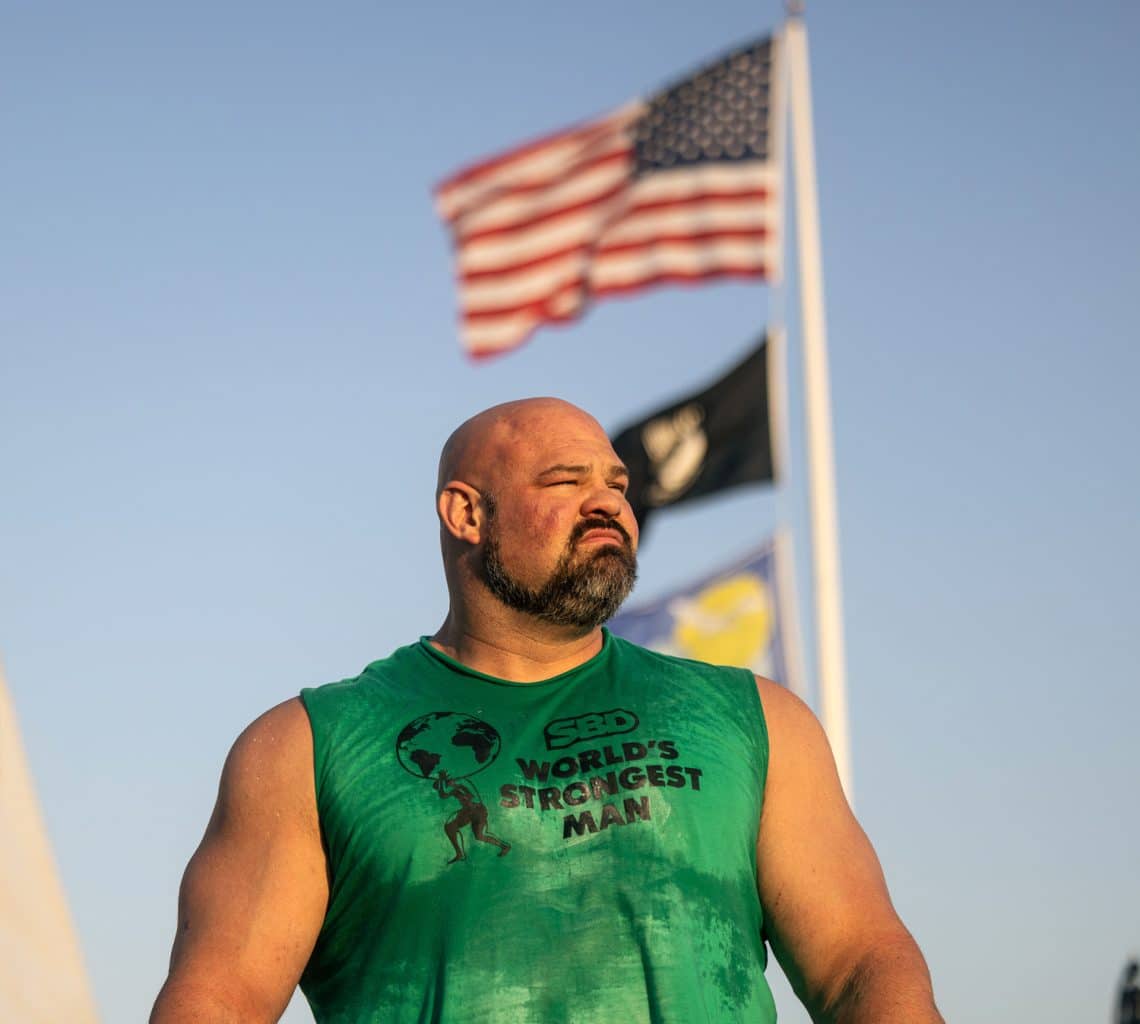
[
  {"xmin": 755, "ymin": 679, "xmax": 910, "ymax": 1011},
  {"xmin": 153, "ymin": 699, "xmax": 328, "ymax": 1023}
]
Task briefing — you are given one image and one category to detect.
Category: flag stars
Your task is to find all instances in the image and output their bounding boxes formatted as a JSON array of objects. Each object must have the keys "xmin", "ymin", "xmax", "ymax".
[{"xmin": 633, "ymin": 37, "xmax": 774, "ymax": 173}]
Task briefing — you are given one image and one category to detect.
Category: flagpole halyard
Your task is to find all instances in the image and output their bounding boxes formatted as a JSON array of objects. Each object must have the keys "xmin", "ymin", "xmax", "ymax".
[{"xmin": 784, "ymin": 16, "xmax": 855, "ymax": 802}]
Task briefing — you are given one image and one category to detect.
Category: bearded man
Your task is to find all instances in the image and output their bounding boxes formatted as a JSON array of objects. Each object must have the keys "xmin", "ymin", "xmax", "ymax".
[{"xmin": 150, "ymin": 397, "xmax": 943, "ymax": 1024}]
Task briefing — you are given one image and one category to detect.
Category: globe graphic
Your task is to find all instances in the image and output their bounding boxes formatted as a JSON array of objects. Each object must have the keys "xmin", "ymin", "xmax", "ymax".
[{"xmin": 395, "ymin": 712, "xmax": 502, "ymax": 781}]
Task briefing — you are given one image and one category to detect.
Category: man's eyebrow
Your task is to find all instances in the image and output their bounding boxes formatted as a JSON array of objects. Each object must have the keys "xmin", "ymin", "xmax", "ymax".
[
  {"xmin": 535, "ymin": 463, "xmax": 629, "ymax": 479},
  {"xmin": 536, "ymin": 464, "xmax": 590, "ymax": 478}
]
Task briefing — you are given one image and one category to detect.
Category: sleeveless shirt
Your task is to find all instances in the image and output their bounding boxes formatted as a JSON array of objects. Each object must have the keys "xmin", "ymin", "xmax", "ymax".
[{"xmin": 299, "ymin": 629, "xmax": 776, "ymax": 1024}]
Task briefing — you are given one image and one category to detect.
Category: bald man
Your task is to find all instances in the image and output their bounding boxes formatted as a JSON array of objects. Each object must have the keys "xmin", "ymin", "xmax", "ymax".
[{"xmin": 151, "ymin": 398, "xmax": 942, "ymax": 1024}]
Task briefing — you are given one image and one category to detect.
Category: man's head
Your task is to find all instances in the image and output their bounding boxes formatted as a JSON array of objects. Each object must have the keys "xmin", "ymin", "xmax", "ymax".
[{"xmin": 436, "ymin": 398, "xmax": 639, "ymax": 632}]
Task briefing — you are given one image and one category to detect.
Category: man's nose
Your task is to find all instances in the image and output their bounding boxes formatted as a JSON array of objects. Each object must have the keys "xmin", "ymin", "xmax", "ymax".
[{"xmin": 581, "ymin": 482, "xmax": 623, "ymax": 519}]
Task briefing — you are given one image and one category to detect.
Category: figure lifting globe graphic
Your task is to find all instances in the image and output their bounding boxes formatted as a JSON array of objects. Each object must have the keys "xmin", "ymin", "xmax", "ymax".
[{"xmin": 395, "ymin": 712, "xmax": 511, "ymax": 863}]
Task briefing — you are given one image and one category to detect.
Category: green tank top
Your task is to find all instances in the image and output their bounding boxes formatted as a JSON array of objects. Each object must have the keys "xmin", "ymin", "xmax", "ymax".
[{"xmin": 299, "ymin": 629, "xmax": 775, "ymax": 1024}]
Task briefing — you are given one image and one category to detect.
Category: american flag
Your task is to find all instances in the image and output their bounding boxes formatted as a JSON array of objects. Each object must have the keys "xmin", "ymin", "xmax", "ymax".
[{"xmin": 435, "ymin": 35, "xmax": 784, "ymax": 359}]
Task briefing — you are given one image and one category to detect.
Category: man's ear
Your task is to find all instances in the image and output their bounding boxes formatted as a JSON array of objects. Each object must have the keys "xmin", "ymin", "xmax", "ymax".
[{"xmin": 438, "ymin": 481, "xmax": 484, "ymax": 544}]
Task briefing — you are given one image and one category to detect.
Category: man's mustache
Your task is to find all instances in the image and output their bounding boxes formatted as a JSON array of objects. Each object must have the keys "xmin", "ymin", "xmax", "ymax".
[{"xmin": 569, "ymin": 517, "xmax": 634, "ymax": 550}]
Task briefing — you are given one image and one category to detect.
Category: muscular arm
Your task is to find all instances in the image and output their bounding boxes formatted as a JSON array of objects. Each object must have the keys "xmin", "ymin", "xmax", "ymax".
[
  {"xmin": 755, "ymin": 679, "xmax": 943, "ymax": 1024},
  {"xmin": 150, "ymin": 698, "xmax": 329, "ymax": 1023}
]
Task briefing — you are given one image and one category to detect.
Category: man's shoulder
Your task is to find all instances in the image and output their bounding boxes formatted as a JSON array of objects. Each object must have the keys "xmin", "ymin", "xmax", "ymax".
[
  {"xmin": 608, "ymin": 630, "xmax": 756, "ymax": 684},
  {"xmin": 607, "ymin": 632, "xmax": 764, "ymax": 718},
  {"xmin": 300, "ymin": 639, "xmax": 425, "ymax": 709},
  {"xmin": 220, "ymin": 698, "xmax": 318, "ymax": 819}
]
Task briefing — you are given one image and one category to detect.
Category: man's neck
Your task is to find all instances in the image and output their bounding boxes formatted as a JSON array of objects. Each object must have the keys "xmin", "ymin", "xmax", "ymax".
[{"xmin": 430, "ymin": 610, "xmax": 605, "ymax": 683}]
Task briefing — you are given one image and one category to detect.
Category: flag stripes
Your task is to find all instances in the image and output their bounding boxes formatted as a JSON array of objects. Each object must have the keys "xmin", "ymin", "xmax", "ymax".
[{"xmin": 435, "ymin": 36, "xmax": 782, "ymax": 358}]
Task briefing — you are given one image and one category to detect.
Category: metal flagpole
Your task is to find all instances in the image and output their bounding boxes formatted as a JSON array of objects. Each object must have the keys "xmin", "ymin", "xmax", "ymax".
[{"xmin": 783, "ymin": 9, "xmax": 854, "ymax": 801}]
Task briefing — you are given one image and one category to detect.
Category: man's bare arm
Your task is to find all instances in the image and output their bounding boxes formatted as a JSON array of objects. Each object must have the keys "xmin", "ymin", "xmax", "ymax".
[
  {"xmin": 755, "ymin": 678, "xmax": 943, "ymax": 1024},
  {"xmin": 150, "ymin": 698, "xmax": 329, "ymax": 1023}
]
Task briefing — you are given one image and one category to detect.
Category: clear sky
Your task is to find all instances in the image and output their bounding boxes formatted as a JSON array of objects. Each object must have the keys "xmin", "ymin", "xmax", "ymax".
[{"xmin": 3, "ymin": 2, "xmax": 1138, "ymax": 1021}]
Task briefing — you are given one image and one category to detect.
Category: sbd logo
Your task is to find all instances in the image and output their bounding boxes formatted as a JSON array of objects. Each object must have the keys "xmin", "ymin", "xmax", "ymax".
[{"xmin": 543, "ymin": 709, "xmax": 639, "ymax": 751}]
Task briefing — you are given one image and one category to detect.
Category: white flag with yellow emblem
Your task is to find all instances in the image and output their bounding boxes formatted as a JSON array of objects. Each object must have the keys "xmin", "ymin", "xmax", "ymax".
[
  {"xmin": 608, "ymin": 534, "xmax": 803, "ymax": 695},
  {"xmin": 0, "ymin": 661, "xmax": 99, "ymax": 1022}
]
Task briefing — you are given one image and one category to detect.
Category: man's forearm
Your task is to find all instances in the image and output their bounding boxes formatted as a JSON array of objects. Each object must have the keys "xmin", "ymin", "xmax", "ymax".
[{"xmin": 814, "ymin": 936, "xmax": 944, "ymax": 1024}]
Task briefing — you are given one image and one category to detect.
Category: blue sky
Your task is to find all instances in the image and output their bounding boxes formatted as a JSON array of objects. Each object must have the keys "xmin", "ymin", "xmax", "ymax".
[{"xmin": 3, "ymin": 2, "xmax": 1138, "ymax": 1021}]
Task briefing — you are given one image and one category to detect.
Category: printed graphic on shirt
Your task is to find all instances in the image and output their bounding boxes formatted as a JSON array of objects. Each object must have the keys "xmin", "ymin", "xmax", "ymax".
[
  {"xmin": 543, "ymin": 707, "xmax": 639, "ymax": 750},
  {"xmin": 397, "ymin": 708, "xmax": 710, "ymax": 854},
  {"xmin": 395, "ymin": 712, "xmax": 511, "ymax": 863},
  {"xmin": 505, "ymin": 716, "xmax": 704, "ymax": 840}
]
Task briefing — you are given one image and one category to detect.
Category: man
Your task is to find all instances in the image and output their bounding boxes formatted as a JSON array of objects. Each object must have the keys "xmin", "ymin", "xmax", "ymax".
[{"xmin": 151, "ymin": 397, "xmax": 943, "ymax": 1023}]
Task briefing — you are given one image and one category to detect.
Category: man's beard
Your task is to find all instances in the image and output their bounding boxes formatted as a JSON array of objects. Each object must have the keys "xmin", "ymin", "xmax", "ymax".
[{"xmin": 479, "ymin": 506, "xmax": 638, "ymax": 630}]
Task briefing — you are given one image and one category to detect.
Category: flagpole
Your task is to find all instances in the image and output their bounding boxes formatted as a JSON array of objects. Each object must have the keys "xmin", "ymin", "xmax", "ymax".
[{"xmin": 783, "ymin": 10, "xmax": 854, "ymax": 801}]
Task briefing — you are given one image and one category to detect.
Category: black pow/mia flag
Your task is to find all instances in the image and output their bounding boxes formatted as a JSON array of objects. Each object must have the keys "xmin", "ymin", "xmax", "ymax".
[{"xmin": 610, "ymin": 337, "xmax": 775, "ymax": 532}]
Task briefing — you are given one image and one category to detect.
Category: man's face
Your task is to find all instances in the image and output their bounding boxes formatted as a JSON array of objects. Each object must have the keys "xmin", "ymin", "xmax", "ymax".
[
  {"xmin": 481, "ymin": 495, "xmax": 637, "ymax": 628},
  {"xmin": 474, "ymin": 407, "xmax": 639, "ymax": 629}
]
